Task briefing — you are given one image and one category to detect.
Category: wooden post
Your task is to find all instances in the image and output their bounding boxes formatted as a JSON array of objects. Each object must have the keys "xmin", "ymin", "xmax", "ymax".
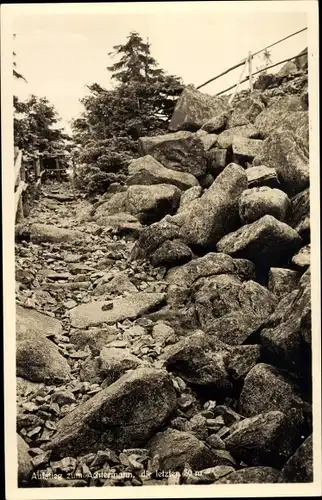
[
  {"xmin": 16, "ymin": 168, "xmax": 24, "ymax": 221},
  {"xmin": 18, "ymin": 156, "xmax": 25, "ymax": 220},
  {"xmin": 229, "ymin": 58, "xmax": 248, "ymax": 105},
  {"xmin": 248, "ymin": 51, "xmax": 253, "ymax": 92},
  {"xmin": 35, "ymin": 157, "xmax": 41, "ymax": 181},
  {"xmin": 34, "ymin": 156, "xmax": 41, "ymax": 198}
]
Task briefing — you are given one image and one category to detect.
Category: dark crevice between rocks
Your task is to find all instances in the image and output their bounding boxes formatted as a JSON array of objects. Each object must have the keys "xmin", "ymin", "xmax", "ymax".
[{"xmin": 259, "ymin": 339, "xmax": 312, "ymax": 403}]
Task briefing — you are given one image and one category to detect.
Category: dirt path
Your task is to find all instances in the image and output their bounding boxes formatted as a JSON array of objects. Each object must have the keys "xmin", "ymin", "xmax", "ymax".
[{"xmin": 16, "ymin": 181, "xmax": 190, "ymax": 487}]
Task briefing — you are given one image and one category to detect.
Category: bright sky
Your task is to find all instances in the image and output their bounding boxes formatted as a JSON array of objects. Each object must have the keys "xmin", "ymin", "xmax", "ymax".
[{"xmin": 11, "ymin": 2, "xmax": 309, "ymax": 134}]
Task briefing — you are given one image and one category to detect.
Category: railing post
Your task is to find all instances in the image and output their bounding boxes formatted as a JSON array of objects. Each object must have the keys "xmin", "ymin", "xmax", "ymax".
[
  {"xmin": 17, "ymin": 194, "xmax": 24, "ymax": 221},
  {"xmin": 35, "ymin": 156, "xmax": 41, "ymax": 181},
  {"xmin": 248, "ymin": 51, "xmax": 253, "ymax": 92},
  {"xmin": 229, "ymin": 58, "xmax": 248, "ymax": 105},
  {"xmin": 15, "ymin": 150, "xmax": 24, "ymax": 221}
]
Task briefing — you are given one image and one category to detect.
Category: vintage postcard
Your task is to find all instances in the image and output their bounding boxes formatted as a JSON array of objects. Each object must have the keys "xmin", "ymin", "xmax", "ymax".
[{"xmin": 1, "ymin": 1, "xmax": 321, "ymax": 499}]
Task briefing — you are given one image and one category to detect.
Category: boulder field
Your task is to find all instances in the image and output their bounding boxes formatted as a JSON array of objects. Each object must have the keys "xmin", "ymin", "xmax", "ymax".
[{"xmin": 16, "ymin": 69, "xmax": 313, "ymax": 487}]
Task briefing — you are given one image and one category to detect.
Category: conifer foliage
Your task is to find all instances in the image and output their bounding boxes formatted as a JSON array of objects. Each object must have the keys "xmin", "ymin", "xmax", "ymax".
[
  {"xmin": 72, "ymin": 31, "xmax": 184, "ymax": 195},
  {"xmin": 13, "ymin": 35, "xmax": 70, "ymax": 184}
]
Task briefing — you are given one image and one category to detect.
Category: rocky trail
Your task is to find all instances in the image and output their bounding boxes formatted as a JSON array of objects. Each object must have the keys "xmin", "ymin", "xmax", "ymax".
[{"xmin": 16, "ymin": 70, "xmax": 313, "ymax": 488}]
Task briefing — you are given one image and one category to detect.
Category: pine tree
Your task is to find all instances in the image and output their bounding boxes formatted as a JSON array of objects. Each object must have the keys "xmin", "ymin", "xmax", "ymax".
[
  {"xmin": 72, "ymin": 31, "xmax": 185, "ymax": 195},
  {"xmin": 14, "ymin": 95, "xmax": 69, "ymax": 154},
  {"xmin": 107, "ymin": 31, "xmax": 163, "ymax": 84}
]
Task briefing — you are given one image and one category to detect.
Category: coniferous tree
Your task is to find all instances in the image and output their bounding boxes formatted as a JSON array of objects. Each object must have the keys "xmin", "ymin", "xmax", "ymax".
[
  {"xmin": 107, "ymin": 31, "xmax": 163, "ymax": 84},
  {"xmin": 72, "ymin": 31, "xmax": 184, "ymax": 195}
]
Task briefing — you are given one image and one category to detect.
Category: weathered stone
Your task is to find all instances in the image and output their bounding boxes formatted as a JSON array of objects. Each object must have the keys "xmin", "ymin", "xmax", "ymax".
[
  {"xmin": 228, "ymin": 95, "xmax": 265, "ymax": 128},
  {"xmin": 152, "ymin": 323, "xmax": 176, "ymax": 346},
  {"xmin": 238, "ymin": 363, "xmax": 306, "ymax": 417},
  {"xmin": 217, "ymin": 124, "xmax": 259, "ymax": 149},
  {"xmin": 253, "ymin": 127, "xmax": 309, "ymax": 196},
  {"xmin": 254, "ymin": 95, "xmax": 304, "ymax": 137},
  {"xmin": 261, "ymin": 274, "xmax": 311, "ymax": 373},
  {"xmin": 226, "ymin": 345, "xmax": 261, "ymax": 380},
  {"xmin": 94, "ymin": 272, "xmax": 138, "ymax": 296},
  {"xmin": 94, "ymin": 184, "xmax": 180, "ymax": 225},
  {"xmin": 51, "ymin": 390, "xmax": 76, "ymax": 405},
  {"xmin": 295, "ymin": 48, "xmax": 308, "ymax": 71},
  {"xmin": 198, "ymin": 173, "xmax": 215, "ymax": 189},
  {"xmin": 18, "ymin": 434, "xmax": 33, "ymax": 486},
  {"xmin": 268, "ymin": 268, "xmax": 300, "ymax": 297},
  {"xmin": 70, "ymin": 326, "xmax": 119, "ymax": 356},
  {"xmin": 292, "ymin": 244, "xmax": 310, "ymax": 270},
  {"xmin": 281, "ymin": 435, "xmax": 313, "ymax": 482},
  {"xmin": 194, "ymin": 275, "xmax": 277, "ymax": 345},
  {"xmin": 172, "ymin": 163, "xmax": 248, "ymax": 250},
  {"xmin": 16, "ymin": 326, "xmax": 71, "ymax": 385},
  {"xmin": 206, "ymin": 434, "xmax": 226, "ymax": 450},
  {"xmin": 95, "ymin": 213, "xmax": 143, "ymax": 237},
  {"xmin": 147, "ymin": 305, "xmax": 199, "ymax": 337},
  {"xmin": 16, "ymin": 377, "xmax": 43, "ymax": 398},
  {"xmin": 217, "ymin": 215, "xmax": 302, "ymax": 268},
  {"xmin": 183, "ymin": 413, "xmax": 208, "ymax": 440},
  {"xmin": 99, "ymin": 347, "xmax": 143, "ymax": 385},
  {"xmin": 68, "ymin": 263, "xmax": 96, "ymax": 275},
  {"xmin": 232, "ymin": 136, "xmax": 263, "ymax": 160},
  {"xmin": 246, "ymin": 165, "xmax": 280, "ymax": 188},
  {"xmin": 197, "ymin": 131, "xmax": 218, "ymax": 151},
  {"xmin": 277, "ymin": 61, "xmax": 298, "ymax": 77},
  {"xmin": 148, "ymin": 428, "xmax": 215, "ymax": 471},
  {"xmin": 126, "ymin": 184, "xmax": 181, "ymax": 224},
  {"xmin": 139, "ymin": 131, "xmax": 208, "ymax": 177},
  {"xmin": 201, "ymin": 112, "xmax": 228, "ymax": 133},
  {"xmin": 133, "ymin": 164, "xmax": 247, "ymax": 255},
  {"xmin": 150, "ymin": 239, "xmax": 192, "ymax": 268},
  {"xmin": 207, "ymin": 449, "xmax": 237, "ymax": 466},
  {"xmin": 29, "ymin": 223, "xmax": 83, "ymax": 244},
  {"xmin": 166, "ymin": 252, "xmax": 255, "ymax": 307},
  {"xmin": 206, "ymin": 149, "xmax": 227, "ymax": 178},
  {"xmin": 301, "ymin": 85, "xmax": 309, "ymax": 110},
  {"xmin": 238, "ymin": 187, "xmax": 291, "ymax": 224},
  {"xmin": 178, "ymin": 185, "xmax": 202, "ymax": 213},
  {"xmin": 215, "ymin": 466, "xmax": 282, "ymax": 483},
  {"xmin": 290, "ymin": 188, "xmax": 310, "ymax": 242},
  {"xmin": 16, "ymin": 305, "xmax": 62, "ymax": 339},
  {"xmin": 224, "ymin": 411, "xmax": 299, "ymax": 468},
  {"xmin": 44, "ymin": 368, "xmax": 177, "ymax": 458},
  {"xmin": 212, "ymin": 406, "xmax": 243, "ymax": 427},
  {"xmin": 299, "ymin": 266, "xmax": 311, "ymax": 289},
  {"xmin": 126, "ymin": 155, "xmax": 199, "ymax": 190},
  {"xmin": 93, "ymin": 192, "xmax": 128, "ymax": 218},
  {"xmin": 169, "ymin": 85, "xmax": 229, "ymax": 132},
  {"xmin": 79, "ymin": 357, "xmax": 102, "ymax": 384},
  {"xmin": 190, "ymin": 465, "xmax": 235, "ymax": 484},
  {"xmin": 162, "ymin": 330, "xmax": 232, "ymax": 390},
  {"xmin": 130, "ymin": 219, "xmax": 182, "ymax": 261},
  {"xmin": 69, "ymin": 292, "xmax": 166, "ymax": 329}
]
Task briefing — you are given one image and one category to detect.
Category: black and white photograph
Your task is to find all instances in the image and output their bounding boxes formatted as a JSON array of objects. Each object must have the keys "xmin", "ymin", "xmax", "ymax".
[{"xmin": 1, "ymin": 1, "xmax": 321, "ymax": 498}]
